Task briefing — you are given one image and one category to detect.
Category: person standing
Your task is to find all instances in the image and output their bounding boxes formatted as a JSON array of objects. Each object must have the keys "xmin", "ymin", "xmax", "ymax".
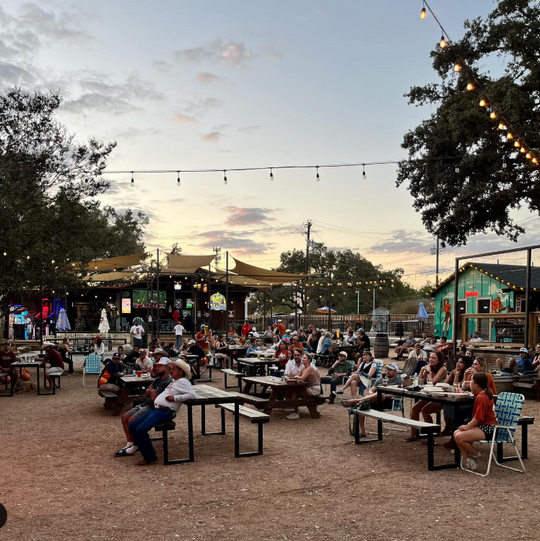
[
  {"xmin": 173, "ymin": 321, "xmax": 185, "ymax": 350},
  {"xmin": 130, "ymin": 320, "xmax": 145, "ymax": 348},
  {"xmin": 241, "ymin": 320, "xmax": 252, "ymax": 337}
]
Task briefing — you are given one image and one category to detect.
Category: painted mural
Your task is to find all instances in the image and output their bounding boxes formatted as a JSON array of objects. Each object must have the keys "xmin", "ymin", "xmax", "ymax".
[{"xmin": 433, "ymin": 269, "xmax": 514, "ymax": 340}]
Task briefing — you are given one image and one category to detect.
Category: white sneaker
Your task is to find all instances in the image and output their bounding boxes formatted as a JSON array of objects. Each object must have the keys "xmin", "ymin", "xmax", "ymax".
[
  {"xmin": 283, "ymin": 408, "xmax": 295, "ymax": 412},
  {"xmin": 286, "ymin": 412, "xmax": 300, "ymax": 420},
  {"xmin": 465, "ymin": 457, "xmax": 478, "ymax": 471}
]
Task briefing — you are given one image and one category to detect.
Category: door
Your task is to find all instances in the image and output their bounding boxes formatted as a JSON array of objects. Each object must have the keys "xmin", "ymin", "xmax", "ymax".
[
  {"xmin": 457, "ymin": 300, "xmax": 466, "ymax": 339},
  {"xmin": 477, "ymin": 298, "xmax": 491, "ymax": 340}
]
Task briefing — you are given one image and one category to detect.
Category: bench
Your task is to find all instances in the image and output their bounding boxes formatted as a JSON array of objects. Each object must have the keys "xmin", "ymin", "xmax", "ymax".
[
  {"xmin": 221, "ymin": 368, "xmax": 244, "ymax": 391},
  {"xmin": 513, "ymin": 379, "xmax": 540, "ymax": 401},
  {"xmin": 217, "ymin": 403, "xmax": 270, "ymax": 457},
  {"xmin": 227, "ymin": 392, "xmax": 270, "ymax": 407},
  {"xmin": 350, "ymin": 408, "xmax": 440, "ymax": 470},
  {"xmin": 151, "ymin": 421, "xmax": 180, "ymax": 465}
]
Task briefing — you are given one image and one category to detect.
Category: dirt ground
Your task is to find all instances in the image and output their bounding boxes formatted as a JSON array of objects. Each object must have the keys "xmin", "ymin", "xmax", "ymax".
[{"xmin": 1, "ymin": 358, "xmax": 539, "ymax": 541}]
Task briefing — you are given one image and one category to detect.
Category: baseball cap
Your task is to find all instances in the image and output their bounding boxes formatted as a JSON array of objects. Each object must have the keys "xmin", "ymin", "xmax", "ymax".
[
  {"xmin": 157, "ymin": 358, "xmax": 171, "ymax": 365},
  {"xmin": 519, "ymin": 347, "xmax": 529, "ymax": 353},
  {"xmin": 387, "ymin": 363, "xmax": 399, "ymax": 371},
  {"xmin": 339, "ymin": 351, "xmax": 348, "ymax": 357},
  {"xmin": 153, "ymin": 348, "xmax": 166, "ymax": 355},
  {"xmin": 188, "ymin": 339, "xmax": 196, "ymax": 345},
  {"xmin": 112, "ymin": 353, "xmax": 122, "ymax": 361}
]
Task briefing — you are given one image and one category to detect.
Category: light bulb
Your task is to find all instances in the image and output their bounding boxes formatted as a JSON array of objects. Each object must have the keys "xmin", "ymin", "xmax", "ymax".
[
  {"xmin": 131, "ymin": 172, "xmax": 135, "ymax": 185},
  {"xmin": 520, "ymin": 147, "xmax": 527, "ymax": 154},
  {"xmin": 269, "ymin": 168, "xmax": 274, "ymax": 180},
  {"xmin": 526, "ymin": 153, "xmax": 532, "ymax": 159},
  {"xmin": 498, "ymin": 123, "xmax": 506, "ymax": 130},
  {"xmin": 533, "ymin": 157, "xmax": 539, "ymax": 165},
  {"xmin": 479, "ymin": 99, "xmax": 487, "ymax": 107},
  {"xmin": 466, "ymin": 83, "xmax": 475, "ymax": 91},
  {"xmin": 316, "ymin": 166, "xmax": 320, "ymax": 182},
  {"xmin": 507, "ymin": 132, "xmax": 514, "ymax": 140},
  {"xmin": 420, "ymin": 7, "xmax": 427, "ymax": 19},
  {"xmin": 453, "ymin": 63, "xmax": 462, "ymax": 72},
  {"xmin": 440, "ymin": 36, "xmax": 447, "ymax": 48},
  {"xmin": 490, "ymin": 112, "xmax": 497, "ymax": 119},
  {"xmin": 362, "ymin": 164, "xmax": 366, "ymax": 180},
  {"xmin": 223, "ymin": 170, "xmax": 228, "ymax": 185},
  {"xmin": 514, "ymin": 141, "xmax": 521, "ymax": 148},
  {"xmin": 455, "ymin": 167, "xmax": 460, "ymax": 173},
  {"xmin": 177, "ymin": 172, "xmax": 181, "ymax": 186}
]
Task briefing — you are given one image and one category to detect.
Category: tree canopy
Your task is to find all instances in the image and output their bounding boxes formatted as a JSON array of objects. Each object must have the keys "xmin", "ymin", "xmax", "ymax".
[
  {"xmin": 397, "ymin": 0, "xmax": 540, "ymax": 246},
  {"xmin": 248, "ymin": 243, "xmax": 421, "ymax": 315},
  {"xmin": 0, "ymin": 88, "xmax": 147, "ymax": 315}
]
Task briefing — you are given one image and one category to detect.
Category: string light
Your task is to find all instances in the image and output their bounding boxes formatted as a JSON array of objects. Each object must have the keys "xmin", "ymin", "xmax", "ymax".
[
  {"xmin": 362, "ymin": 164, "xmax": 366, "ymax": 180},
  {"xmin": 223, "ymin": 170, "xmax": 228, "ymax": 185},
  {"xmin": 270, "ymin": 168, "xmax": 274, "ymax": 180},
  {"xmin": 177, "ymin": 171, "xmax": 181, "ymax": 186},
  {"xmin": 520, "ymin": 147, "xmax": 527, "ymax": 154},
  {"xmin": 316, "ymin": 166, "xmax": 320, "ymax": 182},
  {"xmin": 453, "ymin": 63, "xmax": 462, "ymax": 72},
  {"xmin": 466, "ymin": 83, "xmax": 475, "ymax": 91},
  {"xmin": 131, "ymin": 171, "xmax": 134, "ymax": 185},
  {"xmin": 439, "ymin": 36, "xmax": 448, "ymax": 48},
  {"xmin": 498, "ymin": 123, "xmax": 506, "ymax": 131},
  {"xmin": 490, "ymin": 111, "xmax": 497, "ymax": 119},
  {"xmin": 507, "ymin": 132, "xmax": 514, "ymax": 140},
  {"xmin": 479, "ymin": 99, "xmax": 487, "ymax": 107},
  {"xmin": 420, "ymin": 2, "xmax": 427, "ymax": 19},
  {"xmin": 514, "ymin": 141, "xmax": 521, "ymax": 148}
]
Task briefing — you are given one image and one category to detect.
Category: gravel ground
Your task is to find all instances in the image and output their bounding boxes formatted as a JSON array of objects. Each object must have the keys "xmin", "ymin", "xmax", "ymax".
[{"xmin": 1, "ymin": 358, "xmax": 539, "ymax": 541}]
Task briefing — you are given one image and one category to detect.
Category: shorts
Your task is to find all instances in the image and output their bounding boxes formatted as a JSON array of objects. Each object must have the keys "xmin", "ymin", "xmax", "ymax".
[
  {"xmin": 126, "ymin": 404, "xmax": 151, "ymax": 419},
  {"xmin": 479, "ymin": 424, "xmax": 496, "ymax": 440},
  {"xmin": 306, "ymin": 386, "xmax": 321, "ymax": 396},
  {"xmin": 46, "ymin": 367, "xmax": 64, "ymax": 375}
]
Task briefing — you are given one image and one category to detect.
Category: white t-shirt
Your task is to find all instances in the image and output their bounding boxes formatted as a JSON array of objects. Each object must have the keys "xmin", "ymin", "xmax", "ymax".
[
  {"xmin": 130, "ymin": 325, "xmax": 145, "ymax": 339},
  {"xmin": 284, "ymin": 360, "xmax": 303, "ymax": 377},
  {"xmin": 174, "ymin": 324, "xmax": 185, "ymax": 336},
  {"xmin": 470, "ymin": 337, "xmax": 483, "ymax": 342},
  {"xmin": 154, "ymin": 377, "xmax": 196, "ymax": 412}
]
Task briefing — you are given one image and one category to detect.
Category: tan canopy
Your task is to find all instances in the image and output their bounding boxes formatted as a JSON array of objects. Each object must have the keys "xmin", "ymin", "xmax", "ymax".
[
  {"xmin": 167, "ymin": 253, "xmax": 215, "ymax": 274},
  {"xmin": 79, "ymin": 253, "xmax": 146, "ymax": 271},
  {"xmin": 231, "ymin": 257, "xmax": 310, "ymax": 284},
  {"xmin": 87, "ymin": 271, "xmax": 137, "ymax": 282},
  {"xmin": 214, "ymin": 271, "xmax": 273, "ymax": 289}
]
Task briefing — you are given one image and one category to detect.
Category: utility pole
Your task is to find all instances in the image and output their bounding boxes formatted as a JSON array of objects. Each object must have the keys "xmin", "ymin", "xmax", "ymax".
[
  {"xmin": 304, "ymin": 220, "xmax": 312, "ymax": 274},
  {"xmin": 212, "ymin": 246, "xmax": 222, "ymax": 271},
  {"xmin": 436, "ymin": 235, "xmax": 440, "ymax": 287}
]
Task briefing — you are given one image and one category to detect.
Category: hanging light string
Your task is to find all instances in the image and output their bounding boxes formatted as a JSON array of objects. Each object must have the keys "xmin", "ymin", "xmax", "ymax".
[{"xmin": 420, "ymin": 0, "xmax": 540, "ymax": 168}]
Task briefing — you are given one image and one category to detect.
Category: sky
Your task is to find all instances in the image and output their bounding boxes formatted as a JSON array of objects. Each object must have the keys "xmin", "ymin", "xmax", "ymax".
[{"xmin": 2, "ymin": 0, "xmax": 540, "ymax": 286}]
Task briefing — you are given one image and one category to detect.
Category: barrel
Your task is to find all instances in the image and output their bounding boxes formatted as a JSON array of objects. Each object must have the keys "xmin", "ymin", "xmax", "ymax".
[{"xmin": 374, "ymin": 333, "xmax": 390, "ymax": 358}]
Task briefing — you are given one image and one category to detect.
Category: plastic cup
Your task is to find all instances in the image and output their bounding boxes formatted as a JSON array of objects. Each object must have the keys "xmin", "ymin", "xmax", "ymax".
[{"xmin": 137, "ymin": 371, "xmax": 142, "ymax": 378}]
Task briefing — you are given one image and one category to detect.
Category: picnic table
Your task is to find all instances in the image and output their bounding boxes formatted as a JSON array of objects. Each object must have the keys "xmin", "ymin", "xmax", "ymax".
[
  {"xmin": 247, "ymin": 350, "xmax": 275, "ymax": 359},
  {"xmin": 241, "ymin": 375, "xmax": 326, "ymax": 418},
  {"xmin": 159, "ymin": 384, "xmax": 268, "ymax": 464},
  {"xmin": 237, "ymin": 357, "xmax": 278, "ymax": 376},
  {"xmin": 102, "ymin": 374, "xmax": 155, "ymax": 415},
  {"xmin": 11, "ymin": 360, "xmax": 56, "ymax": 396}
]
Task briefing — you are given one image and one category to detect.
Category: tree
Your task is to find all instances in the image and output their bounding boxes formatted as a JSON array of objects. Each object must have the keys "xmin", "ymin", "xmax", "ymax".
[
  {"xmin": 0, "ymin": 88, "xmax": 146, "ymax": 316},
  {"xmin": 397, "ymin": 0, "xmax": 540, "ymax": 246}
]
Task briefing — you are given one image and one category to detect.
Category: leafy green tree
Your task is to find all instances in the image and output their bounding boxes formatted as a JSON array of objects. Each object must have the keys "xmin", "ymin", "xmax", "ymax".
[
  {"xmin": 397, "ymin": 0, "xmax": 540, "ymax": 246},
  {"xmin": 0, "ymin": 88, "xmax": 146, "ymax": 317}
]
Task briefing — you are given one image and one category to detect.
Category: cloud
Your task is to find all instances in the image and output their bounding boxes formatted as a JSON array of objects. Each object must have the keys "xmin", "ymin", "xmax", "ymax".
[
  {"xmin": 194, "ymin": 72, "xmax": 226, "ymax": 84},
  {"xmin": 0, "ymin": 62, "xmax": 36, "ymax": 85},
  {"xmin": 62, "ymin": 93, "xmax": 140, "ymax": 115},
  {"xmin": 368, "ymin": 230, "xmax": 433, "ymax": 253},
  {"xmin": 113, "ymin": 127, "xmax": 162, "ymax": 139},
  {"xmin": 224, "ymin": 206, "xmax": 275, "ymax": 226},
  {"xmin": 173, "ymin": 39, "xmax": 253, "ymax": 67},
  {"xmin": 173, "ymin": 112, "xmax": 197, "ymax": 124},
  {"xmin": 184, "ymin": 97, "xmax": 224, "ymax": 113},
  {"xmin": 152, "ymin": 60, "xmax": 173, "ymax": 72},
  {"xmin": 238, "ymin": 125, "xmax": 260, "ymax": 134},
  {"xmin": 202, "ymin": 131, "xmax": 223, "ymax": 143},
  {"xmin": 195, "ymin": 230, "xmax": 275, "ymax": 255}
]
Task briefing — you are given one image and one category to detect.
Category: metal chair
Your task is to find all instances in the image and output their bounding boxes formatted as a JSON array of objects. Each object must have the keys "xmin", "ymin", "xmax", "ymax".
[
  {"xmin": 461, "ymin": 392, "xmax": 526, "ymax": 477},
  {"xmin": 82, "ymin": 354, "xmax": 102, "ymax": 387}
]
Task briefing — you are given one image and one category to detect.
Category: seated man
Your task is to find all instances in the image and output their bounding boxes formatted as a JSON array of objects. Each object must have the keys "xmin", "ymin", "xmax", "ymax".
[
  {"xmin": 419, "ymin": 332, "xmax": 430, "ymax": 348},
  {"xmin": 42, "ymin": 341, "xmax": 65, "ymax": 388},
  {"xmin": 436, "ymin": 336, "xmax": 450, "ymax": 359},
  {"xmin": 0, "ymin": 341, "xmax": 18, "ymax": 390},
  {"xmin": 516, "ymin": 347, "xmax": 535, "ymax": 374},
  {"xmin": 321, "ymin": 351, "xmax": 353, "ymax": 404},
  {"xmin": 98, "ymin": 354, "xmax": 125, "ymax": 395},
  {"xmin": 393, "ymin": 332, "xmax": 416, "ymax": 359},
  {"xmin": 129, "ymin": 359, "xmax": 196, "ymax": 465},
  {"xmin": 342, "ymin": 363, "xmax": 402, "ymax": 437},
  {"xmin": 470, "ymin": 331, "xmax": 483, "ymax": 343},
  {"xmin": 407, "ymin": 342, "xmax": 428, "ymax": 374},
  {"xmin": 344, "ymin": 330, "xmax": 356, "ymax": 345},
  {"xmin": 355, "ymin": 330, "xmax": 370, "ymax": 357},
  {"xmin": 496, "ymin": 356, "xmax": 519, "ymax": 375},
  {"xmin": 284, "ymin": 349, "xmax": 304, "ymax": 378},
  {"xmin": 186, "ymin": 339, "xmax": 206, "ymax": 377},
  {"xmin": 115, "ymin": 358, "xmax": 173, "ymax": 457}
]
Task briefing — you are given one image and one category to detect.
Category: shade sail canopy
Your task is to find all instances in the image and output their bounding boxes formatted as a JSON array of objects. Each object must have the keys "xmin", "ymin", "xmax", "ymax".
[
  {"xmin": 214, "ymin": 271, "xmax": 273, "ymax": 288},
  {"xmin": 231, "ymin": 257, "xmax": 311, "ymax": 284},
  {"xmin": 167, "ymin": 253, "xmax": 215, "ymax": 274},
  {"xmin": 80, "ymin": 253, "xmax": 146, "ymax": 271},
  {"xmin": 87, "ymin": 271, "xmax": 137, "ymax": 282}
]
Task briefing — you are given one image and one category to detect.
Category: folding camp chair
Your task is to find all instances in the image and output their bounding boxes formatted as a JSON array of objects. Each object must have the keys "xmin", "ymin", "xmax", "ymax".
[
  {"xmin": 82, "ymin": 354, "xmax": 102, "ymax": 387},
  {"xmin": 461, "ymin": 392, "xmax": 526, "ymax": 477}
]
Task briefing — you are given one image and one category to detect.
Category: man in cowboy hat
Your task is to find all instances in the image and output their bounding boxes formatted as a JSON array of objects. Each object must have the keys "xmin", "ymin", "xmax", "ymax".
[{"xmin": 128, "ymin": 359, "xmax": 196, "ymax": 465}]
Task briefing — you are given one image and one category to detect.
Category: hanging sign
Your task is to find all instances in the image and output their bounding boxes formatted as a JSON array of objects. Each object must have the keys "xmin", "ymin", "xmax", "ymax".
[
  {"xmin": 465, "ymin": 291, "xmax": 479, "ymax": 297},
  {"xmin": 209, "ymin": 292, "xmax": 227, "ymax": 311},
  {"xmin": 121, "ymin": 298, "xmax": 132, "ymax": 314},
  {"xmin": 186, "ymin": 299, "xmax": 193, "ymax": 309}
]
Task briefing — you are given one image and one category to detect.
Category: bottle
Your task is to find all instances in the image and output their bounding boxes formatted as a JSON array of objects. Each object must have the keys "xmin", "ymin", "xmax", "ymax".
[{"xmin": 413, "ymin": 373, "xmax": 419, "ymax": 387}]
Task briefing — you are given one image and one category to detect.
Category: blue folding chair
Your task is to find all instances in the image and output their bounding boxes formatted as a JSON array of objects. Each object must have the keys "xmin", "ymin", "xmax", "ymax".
[
  {"xmin": 461, "ymin": 392, "xmax": 526, "ymax": 477},
  {"xmin": 82, "ymin": 354, "xmax": 102, "ymax": 387}
]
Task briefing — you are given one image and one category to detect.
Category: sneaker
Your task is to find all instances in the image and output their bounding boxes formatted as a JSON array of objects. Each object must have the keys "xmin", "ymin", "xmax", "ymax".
[
  {"xmin": 465, "ymin": 457, "xmax": 478, "ymax": 471},
  {"xmin": 335, "ymin": 389, "xmax": 344, "ymax": 395},
  {"xmin": 286, "ymin": 412, "xmax": 300, "ymax": 420},
  {"xmin": 471, "ymin": 450, "xmax": 482, "ymax": 459},
  {"xmin": 330, "ymin": 390, "xmax": 337, "ymax": 398}
]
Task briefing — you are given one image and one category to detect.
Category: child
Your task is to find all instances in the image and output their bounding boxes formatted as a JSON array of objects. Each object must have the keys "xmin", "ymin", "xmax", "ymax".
[{"xmin": 454, "ymin": 372, "xmax": 497, "ymax": 471}]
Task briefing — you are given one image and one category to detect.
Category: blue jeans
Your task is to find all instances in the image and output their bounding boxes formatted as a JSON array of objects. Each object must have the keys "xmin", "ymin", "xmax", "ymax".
[
  {"xmin": 129, "ymin": 408, "xmax": 175, "ymax": 461},
  {"xmin": 176, "ymin": 335, "xmax": 183, "ymax": 349}
]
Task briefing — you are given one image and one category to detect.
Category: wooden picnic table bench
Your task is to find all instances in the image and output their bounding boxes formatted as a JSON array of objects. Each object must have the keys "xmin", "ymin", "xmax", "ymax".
[
  {"xmin": 513, "ymin": 375, "xmax": 540, "ymax": 401},
  {"xmin": 101, "ymin": 375, "xmax": 154, "ymax": 415}
]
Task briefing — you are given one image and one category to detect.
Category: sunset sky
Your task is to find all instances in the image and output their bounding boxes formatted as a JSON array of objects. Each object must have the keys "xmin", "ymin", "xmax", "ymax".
[{"xmin": 2, "ymin": 0, "xmax": 539, "ymax": 286}]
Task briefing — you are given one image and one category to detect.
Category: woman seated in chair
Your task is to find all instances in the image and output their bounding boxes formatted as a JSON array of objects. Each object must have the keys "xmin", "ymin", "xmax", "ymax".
[
  {"xmin": 405, "ymin": 350, "xmax": 447, "ymax": 442},
  {"xmin": 284, "ymin": 353, "xmax": 321, "ymax": 420},
  {"xmin": 337, "ymin": 350, "xmax": 377, "ymax": 398},
  {"xmin": 215, "ymin": 334, "xmax": 232, "ymax": 369}
]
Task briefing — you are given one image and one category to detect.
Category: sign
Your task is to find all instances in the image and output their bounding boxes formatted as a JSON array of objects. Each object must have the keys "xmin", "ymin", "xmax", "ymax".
[
  {"xmin": 209, "ymin": 292, "xmax": 227, "ymax": 311},
  {"xmin": 121, "ymin": 298, "xmax": 132, "ymax": 314},
  {"xmin": 465, "ymin": 291, "xmax": 479, "ymax": 297},
  {"xmin": 186, "ymin": 298, "xmax": 193, "ymax": 309}
]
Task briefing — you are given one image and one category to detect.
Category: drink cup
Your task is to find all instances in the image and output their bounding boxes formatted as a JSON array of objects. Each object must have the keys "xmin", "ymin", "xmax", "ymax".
[
  {"xmin": 383, "ymin": 377, "xmax": 388, "ymax": 387},
  {"xmin": 137, "ymin": 371, "xmax": 142, "ymax": 378}
]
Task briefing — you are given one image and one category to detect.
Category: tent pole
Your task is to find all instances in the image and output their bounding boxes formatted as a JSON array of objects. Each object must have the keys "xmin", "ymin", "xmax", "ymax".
[
  {"xmin": 208, "ymin": 263, "xmax": 212, "ymax": 331},
  {"xmin": 225, "ymin": 252, "xmax": 229, "ymax": 334},
  {"xmin": 452, "ymin": 259, "xmax": 460, "ymax": 357},
  {"xmin": 525, "ymin": 248, "xmax": 532, "ymax": 349},
  {"xmin": 156, "ymin": 248, "xmax": 160, "ymax": 341}
]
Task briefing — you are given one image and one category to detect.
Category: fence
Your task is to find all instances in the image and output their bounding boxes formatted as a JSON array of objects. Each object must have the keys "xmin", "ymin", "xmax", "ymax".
[{"xmin": 248, "ymin": 313, "xmax": 434, "ymax": 337}]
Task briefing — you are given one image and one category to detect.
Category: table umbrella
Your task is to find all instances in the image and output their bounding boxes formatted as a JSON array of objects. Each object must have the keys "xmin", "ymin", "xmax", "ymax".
[
  {"xmin": 417, "ymin": 302, "xmax": 429, "ymax": 319},
  {"xmin": 98, "ymin": 308, "xmax": 110, "ymax": 336},
  {"xmin": 56, "ymin": 308, "xmax": 71, "ymax": 332},
  {"xmin": 315, "ymin": 306, "xmax": 337, "ymax": 314}
]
